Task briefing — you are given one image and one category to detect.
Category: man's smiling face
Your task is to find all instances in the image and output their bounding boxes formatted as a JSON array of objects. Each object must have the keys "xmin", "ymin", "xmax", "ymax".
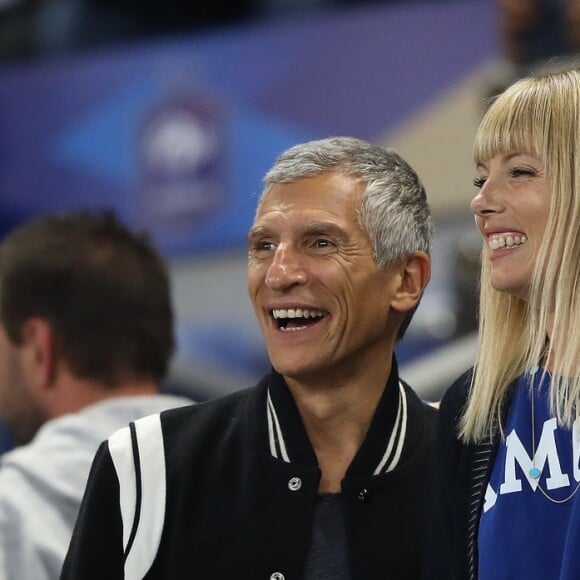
[{"xmin": 247, "ymin": 172, "xmax": 399, "ymax": 384}]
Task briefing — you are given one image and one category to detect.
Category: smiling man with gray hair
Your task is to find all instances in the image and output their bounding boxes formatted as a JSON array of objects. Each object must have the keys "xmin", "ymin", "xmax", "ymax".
[{"xmin": 63, "ymin": 137, "xmax": 437, "ymax": 579}]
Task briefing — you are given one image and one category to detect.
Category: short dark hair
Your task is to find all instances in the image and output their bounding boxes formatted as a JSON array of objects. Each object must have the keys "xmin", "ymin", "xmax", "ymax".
[{"xmin": 0, "ymin": 210, "xmax": 174, "ymax": 386}]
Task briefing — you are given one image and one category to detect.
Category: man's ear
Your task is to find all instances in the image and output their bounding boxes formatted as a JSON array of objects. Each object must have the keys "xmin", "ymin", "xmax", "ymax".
[
  {"xmin": 389, "ymin": 251, "xmax": 431, "ymax": 313},
  {"xmin": 19, "ymin": 318, "xmax": 58, "ymax": 392}
]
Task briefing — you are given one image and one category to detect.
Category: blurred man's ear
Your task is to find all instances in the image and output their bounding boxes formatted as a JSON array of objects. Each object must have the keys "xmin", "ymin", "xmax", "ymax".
[
  {"xmin": 19, "ymin": 318, "xmax": 58, "ymax": 392},
  {"xmin": 389, "ymin": 252, "xmax": 431, "ymax": 313}
]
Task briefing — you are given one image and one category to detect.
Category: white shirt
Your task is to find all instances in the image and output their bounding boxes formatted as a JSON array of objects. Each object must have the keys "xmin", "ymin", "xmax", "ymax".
[{"xmin": 0, "ymin": 394, "xmax": 192, "ymax": 580}]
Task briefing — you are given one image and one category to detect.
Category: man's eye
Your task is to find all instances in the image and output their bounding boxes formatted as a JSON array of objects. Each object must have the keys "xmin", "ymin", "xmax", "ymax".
[
  {"xmin": 313, "ymin": 239, "xmax": 334, "ymax": 249},
  {"xmin": 252, "ymin": 241, "xmax": 276, "ymax": 252},
  {"xmin": 473, "ymin": 177, "xmax": 486, "ymax": 189}
]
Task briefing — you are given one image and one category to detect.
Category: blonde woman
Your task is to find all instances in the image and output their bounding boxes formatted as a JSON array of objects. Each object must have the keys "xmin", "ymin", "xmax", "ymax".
[{"xmin": 426, "ymin": 68, "xmax": 580, "ymax": 579}]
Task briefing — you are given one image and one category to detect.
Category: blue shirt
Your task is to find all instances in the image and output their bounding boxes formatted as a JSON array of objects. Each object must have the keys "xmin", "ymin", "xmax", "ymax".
[{"xmin": 478, "ymin": 369, "xmax": 580, "ymax": 580}]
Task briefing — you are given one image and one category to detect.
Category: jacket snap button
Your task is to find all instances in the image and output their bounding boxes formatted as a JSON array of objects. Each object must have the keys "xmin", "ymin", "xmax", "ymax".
[
  {"xmin": 288, "ymin": 477, "xmax": 302, "ymax": 492},
  {"xmin": 270, "ymin": 573, "xmax": 285, "ymax": 580},
  {"xmin": 357, "ymin": 488, "xmax": 369, "ymax": 503}
]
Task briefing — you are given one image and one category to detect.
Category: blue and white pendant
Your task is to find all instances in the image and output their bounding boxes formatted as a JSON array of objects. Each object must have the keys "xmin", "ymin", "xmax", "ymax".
[{"xmin": 529, "ymin": 467, "xmax": 541, "ymax": 479}]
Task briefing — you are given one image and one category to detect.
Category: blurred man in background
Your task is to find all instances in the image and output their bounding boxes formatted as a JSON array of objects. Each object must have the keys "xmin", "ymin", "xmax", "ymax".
[{"xmin": 0, "ymin": 210, "xmax": 191, "ymax": 579}]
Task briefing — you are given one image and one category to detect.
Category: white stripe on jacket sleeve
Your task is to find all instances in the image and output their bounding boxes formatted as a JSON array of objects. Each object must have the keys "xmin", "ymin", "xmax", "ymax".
[
  {"xmin": 109, "ymin": 413, "xmax": 166, "ymax": 580},
  {"xmin": 109, "ymin": 425, "xmax": 136, "ymax": 553}
]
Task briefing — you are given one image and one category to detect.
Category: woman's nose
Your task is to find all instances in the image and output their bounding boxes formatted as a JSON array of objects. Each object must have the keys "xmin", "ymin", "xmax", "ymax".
[{"xmin": 470, "ymin": 180, "xmax": 504, "ymax": 217}]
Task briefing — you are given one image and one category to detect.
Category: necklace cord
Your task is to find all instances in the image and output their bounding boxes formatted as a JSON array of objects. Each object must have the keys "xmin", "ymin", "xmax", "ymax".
[{"xmin": 530, "ymin": 367, "xmax": 580, "ymax": 504}]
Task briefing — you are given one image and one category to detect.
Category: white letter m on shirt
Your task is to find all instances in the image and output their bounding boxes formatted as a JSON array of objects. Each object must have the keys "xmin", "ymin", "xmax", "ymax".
[{"xmin": 500, "ymin": 418, "xmax": 570, "ymax": 494}]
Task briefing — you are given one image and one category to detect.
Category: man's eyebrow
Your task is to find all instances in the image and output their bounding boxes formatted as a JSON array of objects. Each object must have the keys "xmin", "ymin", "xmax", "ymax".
[
  {"xmin": 248, "ymin": 221, "xmax": 347, "ymax": 235},
  {"xmin": 247, "ymin": 226, "xmax": 271, "ymax": 242},
  {"xmin": 247, "ymin": 221, "xmax": 350, "ymax": 244},
  {"xmin": 304, "ymin": 221, "xmax": 348, "ymax": 238}
]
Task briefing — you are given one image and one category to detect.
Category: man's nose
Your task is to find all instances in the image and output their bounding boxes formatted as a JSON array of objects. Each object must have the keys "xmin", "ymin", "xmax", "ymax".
[{"xmin": 265, "ymin": 245, "xmax": 308, "ymax": 290}]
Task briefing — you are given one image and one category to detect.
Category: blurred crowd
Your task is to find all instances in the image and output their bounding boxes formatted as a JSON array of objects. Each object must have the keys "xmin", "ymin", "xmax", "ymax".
[{"xmin": 0, "ymin": 0, "xmax": 477, "ymax": 63}]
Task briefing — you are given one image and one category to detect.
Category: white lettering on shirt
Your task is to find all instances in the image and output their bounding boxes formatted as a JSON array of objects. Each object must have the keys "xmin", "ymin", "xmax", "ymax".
[{"xmin": 483, "ymin": 417, "xmax": 580, "ymax": 513}]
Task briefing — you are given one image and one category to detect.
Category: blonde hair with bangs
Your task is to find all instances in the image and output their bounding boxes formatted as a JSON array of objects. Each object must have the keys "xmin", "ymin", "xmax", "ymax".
[{"xmin": 461, "ymin": 68, "xmax": 580, "ymax": 442}]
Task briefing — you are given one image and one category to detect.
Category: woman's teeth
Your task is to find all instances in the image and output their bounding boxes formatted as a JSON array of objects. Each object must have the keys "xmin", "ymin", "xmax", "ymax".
[{"xmin": 488, "ymin": 234, "xmax": 527, "ymax": 250}]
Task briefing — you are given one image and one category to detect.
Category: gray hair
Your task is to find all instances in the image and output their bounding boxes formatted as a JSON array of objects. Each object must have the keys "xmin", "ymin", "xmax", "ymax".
[{"xmin": 260, "ymin": 137, "xmax": 432, "ymax": 269}]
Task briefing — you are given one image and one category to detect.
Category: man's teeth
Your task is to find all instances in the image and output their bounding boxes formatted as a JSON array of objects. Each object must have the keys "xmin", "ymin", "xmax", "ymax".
[
  {"xmin": 272, "ymin": 308, "xmax": 326, "ymax": 320},
  {"xmin": 488, "ymin": 234, "xmax": 527, "ymax": 250}
]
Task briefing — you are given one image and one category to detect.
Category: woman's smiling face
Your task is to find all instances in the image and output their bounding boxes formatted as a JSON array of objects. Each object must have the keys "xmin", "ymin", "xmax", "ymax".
[{"xmin": 470, "ymin": 152, "xmax": 551, "ymax": 301}]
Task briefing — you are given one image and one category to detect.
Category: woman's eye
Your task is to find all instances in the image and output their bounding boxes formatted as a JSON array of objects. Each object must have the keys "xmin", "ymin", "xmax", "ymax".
[
  {"xmin": 473, "ymin": 177, "xmax": 486, "ymax": 189},
  {"xmin": 509, "ymin": 167, "xmax": 535, "ymax": 178}
]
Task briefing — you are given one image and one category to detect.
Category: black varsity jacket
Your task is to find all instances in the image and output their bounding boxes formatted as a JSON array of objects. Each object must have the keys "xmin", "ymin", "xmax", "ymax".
[{"xmin": 62, "ymin": 358, "xmax": 437, "ymax": 579}]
